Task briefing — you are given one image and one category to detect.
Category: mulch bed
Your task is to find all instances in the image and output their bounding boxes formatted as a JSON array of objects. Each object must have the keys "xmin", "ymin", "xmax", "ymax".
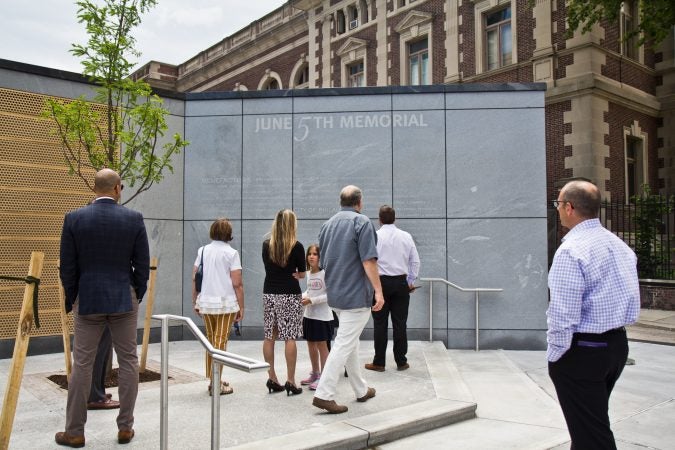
[{"xmin": 48, "ymin": 368, "xmax": 163, "ymax": 390}]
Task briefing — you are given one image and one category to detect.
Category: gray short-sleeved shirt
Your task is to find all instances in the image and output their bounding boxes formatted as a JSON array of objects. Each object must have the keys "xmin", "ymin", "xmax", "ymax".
[{"xmin": 318, "ymin": 207, "xmax": 378, "ymax": 309}]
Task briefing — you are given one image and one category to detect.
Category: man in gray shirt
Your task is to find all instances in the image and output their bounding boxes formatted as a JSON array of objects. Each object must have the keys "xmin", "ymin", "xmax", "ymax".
[{"xmin": 312, "ymin": 185, "xmax": 385, "ymax": 414}]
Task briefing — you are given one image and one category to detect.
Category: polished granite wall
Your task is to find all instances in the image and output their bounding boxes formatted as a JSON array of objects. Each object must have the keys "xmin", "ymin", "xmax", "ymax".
[
  {"xmin": 182, "ymin": 85, "xmax": 549, "ymax": 350},
  {"xmin": 0, "ymin": 62, "xmax": 547, "ymax": 351}
]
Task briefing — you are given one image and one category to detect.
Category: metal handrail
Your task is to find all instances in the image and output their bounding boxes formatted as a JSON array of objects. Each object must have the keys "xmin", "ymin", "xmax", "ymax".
[
  {"xmin": 152, "ymin": 314, "xmax": 269, "ymax": 450},
  {"xmin": 420, "ymin": 277, "xmax": 503, "ymax": 351}
]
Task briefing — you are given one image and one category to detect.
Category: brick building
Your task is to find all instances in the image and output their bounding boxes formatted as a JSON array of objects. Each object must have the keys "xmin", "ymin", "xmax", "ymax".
[{"xmin": 134, "ymin": 0, "xmax": 675, "ymax": 204}]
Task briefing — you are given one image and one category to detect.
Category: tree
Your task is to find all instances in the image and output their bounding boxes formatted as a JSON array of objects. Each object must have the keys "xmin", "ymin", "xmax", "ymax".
[
  {"xmin": 567, "ymin": 0, "xmax": 675, "ymax": 46},
  {"xmin": 44, "ymin": 0, "xmax": 188, "ymax": 204}
]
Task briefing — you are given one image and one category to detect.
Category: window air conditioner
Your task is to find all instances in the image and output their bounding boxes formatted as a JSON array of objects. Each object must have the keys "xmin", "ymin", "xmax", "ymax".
[{"xmin": 349, "ymin": 19, "xmax": 359, "ymax": 30}]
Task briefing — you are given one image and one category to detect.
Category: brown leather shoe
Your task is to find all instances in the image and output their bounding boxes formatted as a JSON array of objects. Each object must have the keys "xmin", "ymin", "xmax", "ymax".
[
  {"xmin": 87, "ymin": 398, "xmax": 120, "ymax": 410},
  {"xmin": 357, "ymin": 387, "xmax": 376, "ymax": 403},
  {"xmin": 55, "ymin": 432, "xmax": 85, "ymax": 448},
  {"xmin": 118, "ymin": 429, "xmax": 135, "ymax": 444},
  {"xmin": 312, "ymin": 397, "xmax": 348, "ymax": 414},
  {"xmin": 364, "ymin": 363, "xmax": 385, "ymax": 372},
  {"xmin": 397, "ymin": 363, "xmax": 410, "ymax": 371}
]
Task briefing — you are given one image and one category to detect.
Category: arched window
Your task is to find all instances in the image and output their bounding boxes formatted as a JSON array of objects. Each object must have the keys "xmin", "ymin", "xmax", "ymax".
[
  {"xmin": 336, "ymin": 10, "xmax": 346, "ymax": 34},
  {"xmin": 257, "ymin": 70, "xmax": 283, "ymax": 91},
  {"xmin": 360, "ymin": 0, "xmax": 369, "ymax": 24},
  {"xmin": 263, "ymin": 79, "xmax": 279, "ymax": 90},
  {"xmin": 294, "ymin": 64, "xmax": 310, "ymax": 88}
]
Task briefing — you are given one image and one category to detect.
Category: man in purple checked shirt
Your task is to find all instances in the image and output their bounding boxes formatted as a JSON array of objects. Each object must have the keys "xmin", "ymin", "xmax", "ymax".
[{"xmin": 548, "ymin": 179, "xmax": 640, "ymax": 450}]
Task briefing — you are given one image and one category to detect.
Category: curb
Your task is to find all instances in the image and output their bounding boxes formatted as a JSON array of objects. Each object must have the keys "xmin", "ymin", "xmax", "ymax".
[
  {"xmin": 231, "ymin": 399, "xmax": 476, "ymax": 449},
  {"xmin": 631, "ymin": 322, "xmax": 675, "ymax": 332}
]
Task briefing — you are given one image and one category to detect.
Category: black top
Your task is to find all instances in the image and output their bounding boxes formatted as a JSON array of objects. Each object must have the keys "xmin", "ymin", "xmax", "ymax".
[{"xmin": 262, "ymin": 240, "xmax": 306, "ymax": 294}]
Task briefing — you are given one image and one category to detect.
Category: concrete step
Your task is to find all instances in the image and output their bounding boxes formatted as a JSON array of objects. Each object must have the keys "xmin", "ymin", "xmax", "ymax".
[
  {"xmin": 232, "ymin": 398, "xmax": 476, "ymax": 450},
  {"xmin": 232, "ymin": 342, "xmax": 477, "ymax": 449}
]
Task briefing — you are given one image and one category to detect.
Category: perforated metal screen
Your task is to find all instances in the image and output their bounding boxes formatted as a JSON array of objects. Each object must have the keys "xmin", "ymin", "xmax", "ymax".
[{"xmin": 0, "ymin": 87, "xmax": 101, "ymax": 339}]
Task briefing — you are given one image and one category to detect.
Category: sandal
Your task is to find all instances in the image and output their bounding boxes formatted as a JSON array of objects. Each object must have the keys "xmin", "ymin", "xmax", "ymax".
[
  {"xmin": 220, "ymin": 383, "xmax": 234, "ymax": 395},
  {"xmin": 209, "ymin": 382, "xmax": 233, "ymax": 396}
]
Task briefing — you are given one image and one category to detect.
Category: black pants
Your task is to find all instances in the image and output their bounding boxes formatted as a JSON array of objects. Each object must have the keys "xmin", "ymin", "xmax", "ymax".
[
  {"xmin": 372, "ymin": 275, "xmax": 410, "ymax": 367},
  {"xmin": 548, "ymin": 328, "xmax": 628, "ymax": 450}
]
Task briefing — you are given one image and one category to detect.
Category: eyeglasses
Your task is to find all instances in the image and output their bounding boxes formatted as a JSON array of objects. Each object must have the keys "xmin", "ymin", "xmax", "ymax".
[{"xmin": 552, "ymin": 200, "xmax": 570, "ymax": 208}]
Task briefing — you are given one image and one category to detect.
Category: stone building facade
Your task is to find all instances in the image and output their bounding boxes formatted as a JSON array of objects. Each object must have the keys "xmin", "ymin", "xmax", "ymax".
[{"xmin": 133, "ymin": 0, "xmax": 675, "ymax": 204}]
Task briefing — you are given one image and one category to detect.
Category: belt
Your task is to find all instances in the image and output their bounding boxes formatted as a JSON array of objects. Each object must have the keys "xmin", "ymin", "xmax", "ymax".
[
  {"xmin": 574, "ymin": 326, "xmax": 626, "ymax": 340},
  {"xmin": 380, "ymin": 274, "xmax": 407, "ymax": 280},
  {"xmin": 600, "ymin": 326, "xmax": 626, "ymax": 335}
]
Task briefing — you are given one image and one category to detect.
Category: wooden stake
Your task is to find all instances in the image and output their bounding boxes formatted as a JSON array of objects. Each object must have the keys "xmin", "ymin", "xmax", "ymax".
[
  {"xmin": 0, "ymin": 252, "xmax": 45, "ymax": 450},
  {"xmin": 57, "ymin": 260, "xmax": 72, "ymax": 382},
  {"xmin": 139, "ymin": 257, "xmax": 158, "ymax": 373}
]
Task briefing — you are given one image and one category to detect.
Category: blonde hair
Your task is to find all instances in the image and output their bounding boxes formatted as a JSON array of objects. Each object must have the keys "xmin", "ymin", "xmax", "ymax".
[{"xmin": 269, "ymin": 209, "xmax": 297, "ymax": 266}]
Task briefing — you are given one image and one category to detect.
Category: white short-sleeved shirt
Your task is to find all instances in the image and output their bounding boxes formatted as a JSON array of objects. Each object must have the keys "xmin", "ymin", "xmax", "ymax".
[{"xmin": 194, "ymin": 241, "xmax": 242, "ymax": 314}]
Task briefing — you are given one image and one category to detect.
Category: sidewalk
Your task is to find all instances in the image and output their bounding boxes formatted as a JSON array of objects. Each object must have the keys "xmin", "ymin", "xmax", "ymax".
[
  {"xmin": 628, "ymin": 308, "xmax": 675, "ymax": 345},
  {"xmin": 1, "ymin": 309, "xmax": 673, "ymax": 449}
]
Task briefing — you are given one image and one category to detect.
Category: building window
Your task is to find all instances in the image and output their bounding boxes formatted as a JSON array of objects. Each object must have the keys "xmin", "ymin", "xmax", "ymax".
[
  {"xmin": 395, "ymin": 10, "xmax": 433, "ymax": 85},
  {"xmin": 621, "ymin": 1, "xmax": 639, "ymax": 61},
  {"xmin": 348, "ymin": 61, "xmax": 365, "ymax": 87},
  {"xmin": 336, "ymin": 10, "xmax": 346, "ymax": 34},
  {"xmin": 485, "ymin": 6, "xmax": 512, "ymax": 71},
  {"xmin": 397, "ymin": 0, "xmax": 406, "ymax": 8},
  {"xmin": 257, "ymin": 70, "xmax": 283, "ymax": 91},
  {"xmin": 408, "ymin": 38, "xmax": 429, "ymax": 85},
  {"xmin": 264, "ymin": 79, "xmax": 279, "ymax": 90},
  {"xmin": 625, "ymin": 136, "xmax": 645, "ymax": 199},
  {"xmin": 295, "ymin": 64, "xmax": 309, "ymax": 88},
  {"xmin": 347, "ymin": 5, "xmax": 358, "ymax": 30},
  {"xmin": 360, "ymin": 0, "xmax": 369, "ymax": 24}
]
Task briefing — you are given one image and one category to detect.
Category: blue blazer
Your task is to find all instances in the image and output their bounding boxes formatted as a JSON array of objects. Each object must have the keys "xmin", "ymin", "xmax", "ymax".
[{"xmin": 59, "ymin": 198, "xmax": 150, "ymax": 315}]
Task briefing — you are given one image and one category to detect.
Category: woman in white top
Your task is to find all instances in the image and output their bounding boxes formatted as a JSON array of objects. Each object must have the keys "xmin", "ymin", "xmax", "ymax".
[
  {"xmin": 300, "ymin": 244, "xmax": 334, "ymax": 391},
  {"xmin": 192, "ymin": 218, "xmax": 244, "ymax": 396}
]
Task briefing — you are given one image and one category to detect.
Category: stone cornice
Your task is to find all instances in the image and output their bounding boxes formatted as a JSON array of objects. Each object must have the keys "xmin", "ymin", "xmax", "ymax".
[
  {"xmin": 176, "ymin": 16, "xmax": 308, "ymax": 91},
  {"xmin": 556, "ymin": 41, "xmax": 656, "ymax": 76},
  {"xmin": 546, "ymin": 72, "xmax": 660, "ymax": 116}
]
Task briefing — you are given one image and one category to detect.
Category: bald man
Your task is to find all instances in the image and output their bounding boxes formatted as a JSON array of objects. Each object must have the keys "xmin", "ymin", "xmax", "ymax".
[
  {"xmin": 548, "ymin": 180, "xmax": 640, "ymax": 449},
  {"xmin": 313, "ymin": 185, "xmax": 384, "ymax": 414},
  {"xmin": 56, "ymin": 169, "xmax": 149, "ymax": 447}
]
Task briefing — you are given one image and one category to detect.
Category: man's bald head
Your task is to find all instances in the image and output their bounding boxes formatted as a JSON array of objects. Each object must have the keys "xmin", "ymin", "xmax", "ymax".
[
  {"xmin": 94, "ymin": 168, "xmax": 121, "ymax": 197},
  {"xmin": 340, "ymin": 185, "xmax": 362, "ymax": 208},
  {"xmin": 560, "ymin": 180, "xmax": 601, "ymax": 220}
]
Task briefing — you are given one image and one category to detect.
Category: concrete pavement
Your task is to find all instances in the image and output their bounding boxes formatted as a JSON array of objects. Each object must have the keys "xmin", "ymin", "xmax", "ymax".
[{"xmin": 1, "ymin": 309, "xmax": 674, "ymax": 449}]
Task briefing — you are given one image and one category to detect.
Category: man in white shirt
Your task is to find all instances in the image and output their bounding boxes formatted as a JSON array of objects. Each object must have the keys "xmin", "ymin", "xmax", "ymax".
[{"xmin": 365, "ymin": 205, "xmax": 420, "ymax": 372}]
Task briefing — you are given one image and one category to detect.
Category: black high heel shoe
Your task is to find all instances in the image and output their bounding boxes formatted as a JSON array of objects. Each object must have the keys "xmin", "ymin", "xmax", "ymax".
[
  {"xmin": 266, "ymin": 379, "xmax": 284, "ymax": 393},
  {"xmin": 284, "ymin": 381, "xmax": 302, "ymax": 396}
]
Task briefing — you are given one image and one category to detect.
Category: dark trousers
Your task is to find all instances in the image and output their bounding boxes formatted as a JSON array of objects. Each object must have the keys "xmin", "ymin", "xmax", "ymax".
[
  {"xmin": 88, "ymin": 325, "xmax": 112, "ymax": 403},
  {"xmin": 372, "ymin": 275, "xmax": 410, "ymax": 367},
  {"xmin": 548, "ymin": 328, "xmax": 629, "ymax": 450}
]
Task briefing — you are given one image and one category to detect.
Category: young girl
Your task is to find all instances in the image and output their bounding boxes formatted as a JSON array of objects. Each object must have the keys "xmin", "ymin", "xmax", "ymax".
[{"xmin": 300, "ymin": 244, "xmax": 334, "ymax": 390}]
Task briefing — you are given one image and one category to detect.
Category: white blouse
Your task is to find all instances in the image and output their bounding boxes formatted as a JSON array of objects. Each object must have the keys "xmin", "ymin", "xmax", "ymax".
[{"xmin": 194, "ymin": 241, "xmax": 241, "ymax": 314}]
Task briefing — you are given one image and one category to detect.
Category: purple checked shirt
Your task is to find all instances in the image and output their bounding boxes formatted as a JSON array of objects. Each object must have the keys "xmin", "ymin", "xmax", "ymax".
[{"xmin": 547, "ymin": 218, "xmax": 640, "ymax": 362}]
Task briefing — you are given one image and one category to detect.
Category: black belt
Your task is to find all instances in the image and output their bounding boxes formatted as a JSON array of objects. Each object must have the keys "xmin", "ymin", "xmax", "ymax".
[
  {"xmin": 600, "ymin": 326, "xmax": 626, "ymax": 335},
  {"xmin": 380, "ymin": 275, "xmax": 407, "ymax": 280},
  {"xmin": 574, "ymin": 326, "xmax": 626, "ymax": 340}
]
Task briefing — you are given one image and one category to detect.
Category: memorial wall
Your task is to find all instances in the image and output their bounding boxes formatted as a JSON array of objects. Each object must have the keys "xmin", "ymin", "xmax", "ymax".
[
  {"xmin": 180, "ymin": 85, "xmax": 548, "ymax": 350},
  {"xmin": 1, "ymin": 60, "xmax": 547, "ymax": 353}
]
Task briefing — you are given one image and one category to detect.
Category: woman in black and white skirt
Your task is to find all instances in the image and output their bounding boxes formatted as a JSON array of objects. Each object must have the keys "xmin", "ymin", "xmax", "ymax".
[{"xmin": 261, "ymin": 209, "xmax": 306, "ymax": 395}]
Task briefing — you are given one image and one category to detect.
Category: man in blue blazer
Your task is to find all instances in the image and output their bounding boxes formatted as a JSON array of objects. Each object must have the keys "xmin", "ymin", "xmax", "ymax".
[{"xmin": 56, "ymin": 168, "xmax": 149, "ymax": 447}]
